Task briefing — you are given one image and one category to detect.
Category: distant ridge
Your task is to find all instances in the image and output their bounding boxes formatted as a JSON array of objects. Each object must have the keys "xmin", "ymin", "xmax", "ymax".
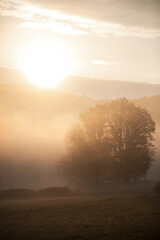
[
  {"xmin": 58, "ymin": 76, "xmax": 160, "ymax": 100},
  {"xmin": 1, "ymin": 67, "xmax": 160, "ymax": 100}
]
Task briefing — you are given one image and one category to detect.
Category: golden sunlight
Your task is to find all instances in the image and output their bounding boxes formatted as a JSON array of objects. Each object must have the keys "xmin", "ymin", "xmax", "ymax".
[{"xmin": 19, "ymin": 40, "xmax": 75, "ymax": 88}]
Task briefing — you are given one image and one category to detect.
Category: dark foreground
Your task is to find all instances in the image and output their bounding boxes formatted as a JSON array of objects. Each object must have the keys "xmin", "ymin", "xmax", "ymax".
[{"xmin": 0, "ymin": 194, "xmax": 160, "ymax": 240}]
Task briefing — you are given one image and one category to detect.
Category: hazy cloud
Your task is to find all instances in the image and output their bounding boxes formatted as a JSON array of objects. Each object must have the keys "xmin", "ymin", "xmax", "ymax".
[
  {"xmin": 92, "ymin": 60, "xmax": 119, "ymax": 66},
  {"xmin": 0, "ymin": 0, "xmax": 160, "ymax": 37},
  {"xmin": 33, "ymin": 0, "xmax": 160, "ymax": 33}
]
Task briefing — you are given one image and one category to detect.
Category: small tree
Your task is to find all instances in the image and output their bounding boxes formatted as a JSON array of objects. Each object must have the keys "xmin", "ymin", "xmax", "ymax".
[{"xmin": 58, "ymin": 98, "xmax": 155, "ymax": 183}]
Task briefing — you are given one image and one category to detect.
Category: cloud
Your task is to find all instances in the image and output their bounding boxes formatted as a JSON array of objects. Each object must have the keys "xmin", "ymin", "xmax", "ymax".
[
  {"xmin": 33, "ymin": 0, "xmax": 160, "ymax": 29},
  {"xmin": 0, "ymin": 0, "xmax": 160, "ymax": 37},
  {"xmin": 19, "ymin": 21, "xmax": 87, "ymax": 36},
  {"xmin": 0, "ymin": 0, "xmax": 91, "ymax": 35},
  {"xmin": 92, "ymin": 60, "xmax": 119, "ymax": 66}
]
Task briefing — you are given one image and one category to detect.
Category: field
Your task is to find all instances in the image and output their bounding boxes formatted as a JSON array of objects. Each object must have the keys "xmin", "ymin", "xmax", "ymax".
[{"xmin": 0, "ymin": 194, "xmax": 160, "ymax": 240}]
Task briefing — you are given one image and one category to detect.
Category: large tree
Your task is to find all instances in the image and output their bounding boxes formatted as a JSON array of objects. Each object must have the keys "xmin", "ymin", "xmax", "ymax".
[{"xmin": 59, "ymin": 98, "xmax": 155, "ymax": 183}]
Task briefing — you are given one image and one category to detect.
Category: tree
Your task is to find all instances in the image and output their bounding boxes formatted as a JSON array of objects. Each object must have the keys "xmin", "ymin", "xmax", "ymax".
[{"xmin": 58, "ymin": 98, "xmax": 155, "ymax": 183}]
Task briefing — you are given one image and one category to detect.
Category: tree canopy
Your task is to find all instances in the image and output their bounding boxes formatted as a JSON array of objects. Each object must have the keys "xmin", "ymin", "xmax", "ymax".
[{"xmin": 58, "ymin": 98, "xmax": 155, "ymax": 184}]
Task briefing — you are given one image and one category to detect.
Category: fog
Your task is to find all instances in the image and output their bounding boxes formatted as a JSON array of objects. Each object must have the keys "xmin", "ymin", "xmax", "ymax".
[
  {"xmin": 0, "ymin": 115, "xmax": 66, "ymax": 189},
  {"xmin": 0, "ymin": 84, "xmax": 96, "ymax": 189},
  {"xmin": 0, "ymin": 83, "xmax": 160, "ymax": 190}
]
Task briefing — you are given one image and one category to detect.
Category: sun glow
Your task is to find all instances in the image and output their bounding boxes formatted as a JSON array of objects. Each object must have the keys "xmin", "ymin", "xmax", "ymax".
[{"xmin": 19, "ymin": 40, "xmax": 76, "ymax": 88}]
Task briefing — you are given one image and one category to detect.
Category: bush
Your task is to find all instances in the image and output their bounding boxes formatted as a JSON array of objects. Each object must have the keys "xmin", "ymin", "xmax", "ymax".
[
  {"xmin": 0, "ymin": 187, "xmax": 82, "ymax": 200},
  {"xmin": 0, "ymin": 189, "xmax": 34, "ymax": 200}
]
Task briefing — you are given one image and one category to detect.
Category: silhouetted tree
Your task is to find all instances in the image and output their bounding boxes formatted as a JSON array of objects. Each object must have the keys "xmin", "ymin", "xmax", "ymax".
[{"xmin": 58, "ymin": 98, "xmax": 155, "ymax": 183}]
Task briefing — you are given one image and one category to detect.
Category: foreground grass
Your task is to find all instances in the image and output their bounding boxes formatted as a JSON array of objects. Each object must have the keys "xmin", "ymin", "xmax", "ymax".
[{"xmin": 0, "ymin": 194, "xmax": 160, "ymax": 240}]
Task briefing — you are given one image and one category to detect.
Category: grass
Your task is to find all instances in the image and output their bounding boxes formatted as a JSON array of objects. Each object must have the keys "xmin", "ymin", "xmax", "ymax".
[{"xmin": 0, "ymin": 194, "xmax": 160, "ymax": 240}]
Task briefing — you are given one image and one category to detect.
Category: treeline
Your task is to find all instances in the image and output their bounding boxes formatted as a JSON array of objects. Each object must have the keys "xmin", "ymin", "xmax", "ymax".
[{"xmin": 0, "ymin": 187, "xmax": 81, "ymax": 200}]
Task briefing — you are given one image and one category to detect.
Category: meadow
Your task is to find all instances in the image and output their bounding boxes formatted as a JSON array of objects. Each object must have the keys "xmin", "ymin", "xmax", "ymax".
[{"xmin": 0, "ymin": 193, "xmax": 160, "ymax": 240}]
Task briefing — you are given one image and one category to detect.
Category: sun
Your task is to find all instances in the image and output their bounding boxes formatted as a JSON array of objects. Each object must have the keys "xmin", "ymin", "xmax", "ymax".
[{"xmin": 19, "ymin": 40, "xmax": 75, "ymax": 88}]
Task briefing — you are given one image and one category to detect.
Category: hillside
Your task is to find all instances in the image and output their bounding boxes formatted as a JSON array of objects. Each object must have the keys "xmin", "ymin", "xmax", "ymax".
[
  {"xmin": 134, "ymin": 95, "xmax": 160, "ymax": 124},
  {"xmin": 58, "ymin": 76, "xmax": 160, "ymax": 99}
]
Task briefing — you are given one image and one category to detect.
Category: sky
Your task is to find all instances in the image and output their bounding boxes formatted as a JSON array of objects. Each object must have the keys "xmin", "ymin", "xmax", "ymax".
[{"xmin": 0, "ymin": 0, "xmax": 160, "ymax": 83}]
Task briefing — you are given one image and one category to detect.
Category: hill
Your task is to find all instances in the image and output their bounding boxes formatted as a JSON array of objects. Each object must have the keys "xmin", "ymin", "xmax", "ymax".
[{"xmin": 58, "ymin": 75, "xmax": 160, "ymax": 99}]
